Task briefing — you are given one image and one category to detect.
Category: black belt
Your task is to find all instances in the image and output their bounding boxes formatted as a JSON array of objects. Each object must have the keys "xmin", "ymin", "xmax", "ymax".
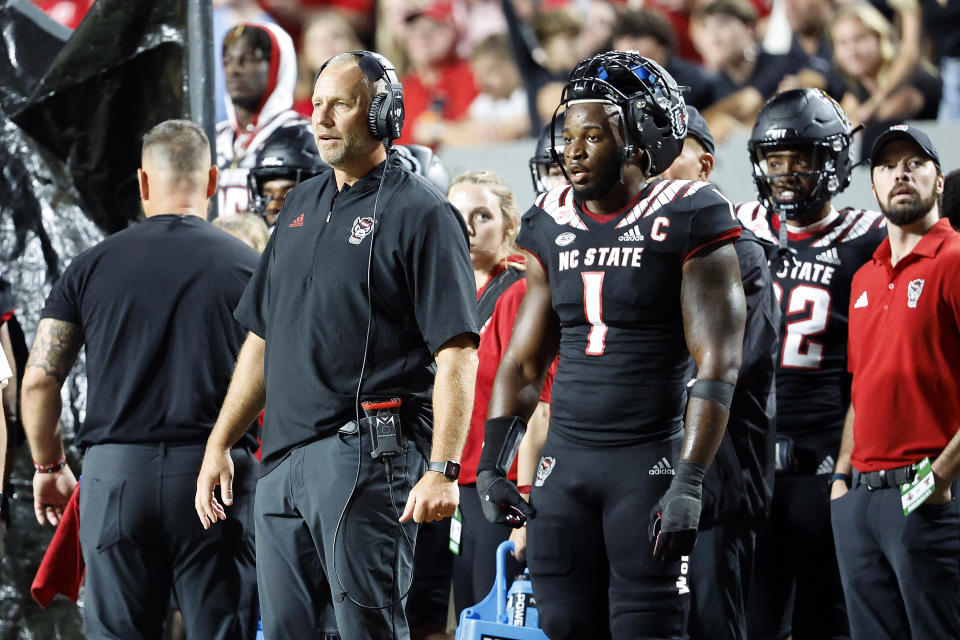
[{"xmin": 855, "ymin": 464, "xmax": 917, "ymax": 490}]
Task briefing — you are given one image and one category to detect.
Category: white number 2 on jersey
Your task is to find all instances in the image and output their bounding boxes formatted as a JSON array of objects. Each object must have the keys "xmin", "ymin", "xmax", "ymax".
[
  {"xmin": 582, "ymin": 272, "xmax": 607, "ymax": 356},
  {"xmin": 773, "ymin": 283, "xmax": 830, "ymax": 369}
]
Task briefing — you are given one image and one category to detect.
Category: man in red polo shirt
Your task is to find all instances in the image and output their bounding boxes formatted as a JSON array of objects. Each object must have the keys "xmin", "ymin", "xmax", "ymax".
[{"xmin": 831, "ymin": 124, "xmax": 960, "ymax": 639}]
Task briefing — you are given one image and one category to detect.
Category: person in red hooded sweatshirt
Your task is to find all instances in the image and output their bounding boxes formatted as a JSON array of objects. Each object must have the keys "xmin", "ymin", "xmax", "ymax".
[{"xmin": 216, "ymin": 22, "xmax": 315, "ymax": 217}]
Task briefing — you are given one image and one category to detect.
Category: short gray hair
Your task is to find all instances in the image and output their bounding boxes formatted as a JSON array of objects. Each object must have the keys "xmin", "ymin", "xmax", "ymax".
[
  {"xmin": 321, "ymin": 52, "xmax": 388, "ymax": 106},
  {"xmin": 142, "ymin": 119, "xmax": 211, "ymax": 181}
]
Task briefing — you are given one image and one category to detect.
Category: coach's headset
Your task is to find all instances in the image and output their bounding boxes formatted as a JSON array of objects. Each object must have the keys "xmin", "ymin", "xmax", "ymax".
[
  {"xmin": 314, "ymin": 50, "xmax": 405, "ymax": 146},
  {"xmin": 316, "ymin": 52, "xmax": 414, "ymax": 618}
]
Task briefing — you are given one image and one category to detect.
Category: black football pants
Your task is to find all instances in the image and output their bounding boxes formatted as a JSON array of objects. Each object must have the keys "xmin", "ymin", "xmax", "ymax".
[
  {"xmin": 748, "ymin": 471, "xmax": 849, "ymax": 640},
  {"xmin": 79, "ymin": 443, "xmax": 258, "ymax": 640},
  {"xmin": 526, "ymin": 431, "xmax": 690, "ymax": 640},
  {"xmin": 688, "ymin": 523, "xmax": 756, "ymax": 640}
]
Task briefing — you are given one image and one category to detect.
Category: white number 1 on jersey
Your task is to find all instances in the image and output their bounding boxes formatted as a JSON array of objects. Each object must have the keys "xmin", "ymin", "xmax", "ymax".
[{"xmin": 582, "ymin": 272, "xmax": 607, "ymax": 356}]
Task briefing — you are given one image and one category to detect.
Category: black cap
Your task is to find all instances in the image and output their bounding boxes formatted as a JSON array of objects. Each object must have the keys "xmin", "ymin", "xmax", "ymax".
[
  {"xmin": 685, "ymin": 106, "xmax": 715, "ymax": 155},
  {"xmin": 870, "ymin": 124, "xmax": 941, "ymax": 170}
]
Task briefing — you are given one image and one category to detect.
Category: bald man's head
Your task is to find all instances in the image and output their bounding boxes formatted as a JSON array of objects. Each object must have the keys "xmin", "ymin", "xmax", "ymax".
[{"xmin": 139, "ymin": 120, "xmax": 217, "ymax": 217}]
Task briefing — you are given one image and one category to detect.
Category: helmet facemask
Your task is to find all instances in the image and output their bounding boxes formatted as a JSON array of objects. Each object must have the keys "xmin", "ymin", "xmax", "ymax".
[{"xmin": 750, "ymin": 134, "xmax": 849, "ymax": 223}]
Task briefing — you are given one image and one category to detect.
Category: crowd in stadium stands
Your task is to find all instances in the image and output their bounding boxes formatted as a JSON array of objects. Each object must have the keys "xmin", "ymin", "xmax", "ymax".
[
  {"xmin": 9, "ymin": 1, "xmax": 960, "ymax": 640},
  {"xmin": 32, "ymin": 0, "xmax": 958, "ymax": 149}
]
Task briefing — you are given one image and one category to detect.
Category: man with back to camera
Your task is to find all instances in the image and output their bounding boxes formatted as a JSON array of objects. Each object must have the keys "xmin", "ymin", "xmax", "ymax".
[
  {"xmin": 195, "ymin": 51, "xmax": 479, "ymax": 640},
  {"xmin": 475, "ymin": 51, "xmax": 747, "ymax": 639},
  {"xmin": 217, "ymin": 22, "xmax": 314, "ymax": 217},
  {"xmin": 662, "ymin": 106, "xmax": 780, "ymax": 640},
  {"xmin": 831, "ymin": 125, "xmax": 960, "ymax": 639},
  {"xmin": 21, "ymin": 119, "xmax": 260, "ymax": 639},
  {"xmin": 736, "ymin": 88, "xmax": 887, "ymax": 640}
]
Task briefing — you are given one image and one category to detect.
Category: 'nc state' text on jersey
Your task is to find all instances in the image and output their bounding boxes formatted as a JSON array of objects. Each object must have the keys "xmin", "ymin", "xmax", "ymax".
[
  {"xmin": 558, "ymin": 246, "xmax": 645, "ymax": 271},
  {"xmin": 774, "ymin": 259, "xmax": 835, "ymax": 286}
]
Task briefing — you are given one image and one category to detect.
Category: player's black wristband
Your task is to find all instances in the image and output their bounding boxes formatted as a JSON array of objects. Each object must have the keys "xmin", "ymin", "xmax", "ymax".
[
  {"xmin": 477, "ymin": 416, "xmax": 527, "ymax": 476},
  {"xmin": 687, "ymin": 379, "xmax": 735, "ymax": 411}
]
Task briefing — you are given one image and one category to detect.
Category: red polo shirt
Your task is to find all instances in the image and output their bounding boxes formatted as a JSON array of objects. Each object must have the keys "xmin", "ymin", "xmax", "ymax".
[{"xmin": 848, "ymin": 218, "xmax": 960, "ymax": 472}]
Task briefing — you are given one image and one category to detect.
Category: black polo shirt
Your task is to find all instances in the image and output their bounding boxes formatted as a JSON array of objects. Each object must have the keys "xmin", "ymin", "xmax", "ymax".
[
  {"xmin": 235, "ymin": 159, "xmax": 478, "ymax": 469},
  {"xmin": 41, "ymin": 215, "xmax": 260, "ymax": 451}
]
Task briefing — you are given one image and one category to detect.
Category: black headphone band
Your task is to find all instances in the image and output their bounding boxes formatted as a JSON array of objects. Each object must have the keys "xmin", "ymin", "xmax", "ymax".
[{"xmin": 314, "ymin": 51, "xmax": 400, "ymax": 89}]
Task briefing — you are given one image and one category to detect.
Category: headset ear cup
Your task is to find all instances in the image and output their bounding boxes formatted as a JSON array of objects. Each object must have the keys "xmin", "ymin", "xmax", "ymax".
[{"xmin": 368, "ymin": 93, "xmax": 388, "ymax": 140}]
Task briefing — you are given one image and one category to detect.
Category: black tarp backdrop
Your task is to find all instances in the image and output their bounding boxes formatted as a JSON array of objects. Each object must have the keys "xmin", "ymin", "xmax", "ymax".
[{"xmin": 0, "ymin": 0, "xmax": 205, "ymax": 636}]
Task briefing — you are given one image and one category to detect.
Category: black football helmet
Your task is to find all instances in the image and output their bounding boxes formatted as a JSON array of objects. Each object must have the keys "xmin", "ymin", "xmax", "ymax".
[
  {"xmin": 529, "ymin": 117, "xmax": 566, "ymax": 194},
  {"xmin": 556, "ymin": 51, "xmax": 687, "ymax": 177},
  {"xmin": 391, "ymin": 144, "xmax": 451, "ymax": 193},
  {"xmin": 749, "ymin": 89, "xmax": 854, "ymax": 221},
  {"xmin": 247, "ymin": 124, "xmax": 330, "ymax": 217}
]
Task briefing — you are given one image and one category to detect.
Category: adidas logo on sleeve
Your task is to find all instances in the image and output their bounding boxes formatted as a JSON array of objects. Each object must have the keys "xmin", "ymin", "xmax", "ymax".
[{"xmin": 649, "ymin": 457, "xmax": 675, "ymax": 476}]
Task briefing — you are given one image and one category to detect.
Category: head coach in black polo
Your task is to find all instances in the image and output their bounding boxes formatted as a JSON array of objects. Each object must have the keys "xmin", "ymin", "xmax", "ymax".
[
  {"xmin": 195, "ymin": 51, "xmax": 479, "ymax": 639},
  {"xmin": 21, "ymin": 119, "xmax": 260, "ymax": 639}
]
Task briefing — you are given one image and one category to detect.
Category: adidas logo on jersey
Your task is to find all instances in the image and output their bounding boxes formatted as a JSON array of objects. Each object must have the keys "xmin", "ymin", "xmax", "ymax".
[
  {"xmin": 649, "ymin": 457, "xmax": 675, "ymax": 476},
  {"xmin": 815, "ymin": 247, "xmax": 841, "ymax": 266},
  {"xmin": 288, "ymin": 213, "xmax": 305, "ymax": 228},
  {"xmin": 854, "ymin": 291, "xmax": 868, "ymax": 308},
  {"xmin": 618, "ymin": 226, "xmax": 645, "ymax": 242},
  {"xmin": 816, "ymin": 455, "xmax": 836, "ymax": 476}
]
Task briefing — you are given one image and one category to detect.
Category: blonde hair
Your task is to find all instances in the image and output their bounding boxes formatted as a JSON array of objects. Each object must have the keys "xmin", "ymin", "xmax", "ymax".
[
  {"xmin": 448, "ymin": 170, "xmax": 521, "ymax": 249},
  {"xmin": 830, "ymin": 3, "xmax": 897, "ymax": 84},
  {"xmin": 213, "ymin": 214, "xmax": 270, "ymax": 253}
]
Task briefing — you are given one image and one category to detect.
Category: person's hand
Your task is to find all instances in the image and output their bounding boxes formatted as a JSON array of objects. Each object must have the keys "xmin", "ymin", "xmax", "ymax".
[
  {"xmin": 400, "ymin": 471, "xmax": 459, "ymax": 523},
  {"xmin": 928, "ymin": 470, "xmax": 953, "ymax": 504},
  {"xmin": 509, "ymin": 525, "xmax": 528, "ymax": 562},
  {"xmin": 648, "ymin": 461, "xmax": 706, "ymax": 563},
  {"xmin": 33, "ymin": 465, "xmax": 78, "ymax": 526},
  {"xmin": 830, "ymin": 478, "xmax": 850, "ymax": 500},
  {"xmin": 195, "ymin": 446, "xmax": 234, "ymax": 530},
  {"xmin": 476, "ymin": 470, "xmax": 535, "ymax": 528}
]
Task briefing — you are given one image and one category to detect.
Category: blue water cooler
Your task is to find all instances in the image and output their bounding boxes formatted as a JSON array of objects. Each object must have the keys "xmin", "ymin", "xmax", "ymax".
[{"xmin": 455, "ymin": 540, "xmax": 549, "ymax": 640}]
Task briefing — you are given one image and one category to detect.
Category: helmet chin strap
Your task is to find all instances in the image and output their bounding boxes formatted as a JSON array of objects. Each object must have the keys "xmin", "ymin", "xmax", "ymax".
[{"xmin": 776, "ymin": 208, "xmax": 799, "ymax": 271}]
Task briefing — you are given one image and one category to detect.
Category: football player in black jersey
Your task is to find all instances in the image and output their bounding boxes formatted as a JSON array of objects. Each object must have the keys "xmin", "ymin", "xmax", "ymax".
[
  {"xmin": 665, "ymin": 106, "xmax": 779, "ymax": 640},
  {"xmin": 475, "ymin": 51, "xmax": 746, "ymax": 639},
  {"xmin": 737, "ymin": 88, "xmax": 887, "ymax": 640},
  {"xmin": 247, "ymin": 127, "xmax": 330, "ymax": 228}
]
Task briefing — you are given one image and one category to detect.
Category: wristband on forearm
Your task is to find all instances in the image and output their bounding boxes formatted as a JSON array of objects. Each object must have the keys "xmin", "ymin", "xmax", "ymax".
[
  {"xmin": 673, "ymin": 460, "xmax": 708, "ymax": 487},
  {"xmin": 33, "ymin": 455, "xmax": 67, "ymax": 473},
  {"xmin": 477, "ymin": 416, "xmax": 527, "ymax": 475},
  {"xmin": 687, "ymin": 379, "xmax": 735, "ymax": 411}
]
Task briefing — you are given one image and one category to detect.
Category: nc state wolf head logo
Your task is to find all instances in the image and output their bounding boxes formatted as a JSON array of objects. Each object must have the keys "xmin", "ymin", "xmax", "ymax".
[
  {"xmin": 349, "ymin": 216, "xmax": 375, "ymax": 245},
  {"xmin": 907, "ymin": 278, "xmax": 925, "ymax": 308},
  {"xmin": 534, "ymin": 456, "xmax": 556, "ymax": 487}
]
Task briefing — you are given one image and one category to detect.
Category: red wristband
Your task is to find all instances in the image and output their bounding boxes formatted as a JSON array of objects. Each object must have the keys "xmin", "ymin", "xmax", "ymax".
[
  {"xmin": 517, "ymin": 484, "xmax": 532, "ymax": 495},
  {"xmin": 33, "ymin": 456, "xmax": 67, "ymax": 473}
]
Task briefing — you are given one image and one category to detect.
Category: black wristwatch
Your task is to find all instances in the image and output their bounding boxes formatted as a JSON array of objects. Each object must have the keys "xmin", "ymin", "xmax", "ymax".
[{"xmin": 427, "ymin": 460, "xmax": 461, "ymax": 481}]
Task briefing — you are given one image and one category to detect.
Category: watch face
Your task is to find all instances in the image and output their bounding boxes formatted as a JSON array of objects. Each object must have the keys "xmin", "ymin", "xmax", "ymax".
[{"xmin": 446, "ymin": 461, "xmax": 461, "ymax": 479}]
